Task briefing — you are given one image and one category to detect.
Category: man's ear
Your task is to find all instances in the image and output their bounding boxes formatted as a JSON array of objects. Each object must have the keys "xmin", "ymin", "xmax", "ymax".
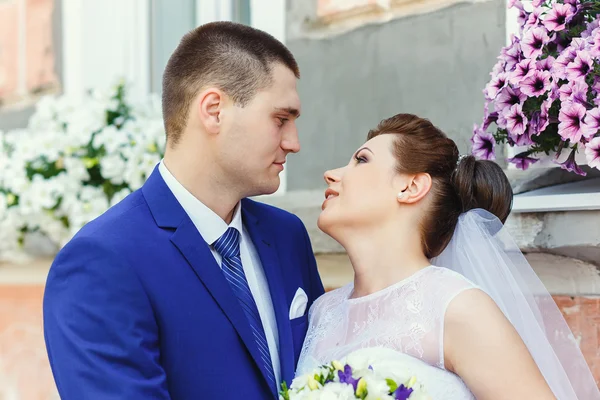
[{"xmin": 197, "ymin": 88, "xmax": 224, "ymax": 135}]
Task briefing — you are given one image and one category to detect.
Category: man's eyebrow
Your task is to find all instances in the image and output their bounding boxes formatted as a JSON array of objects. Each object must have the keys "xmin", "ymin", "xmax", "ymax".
[{"xmin": 274, "ymin": 107, "xmax": 300, "ymax": 118}]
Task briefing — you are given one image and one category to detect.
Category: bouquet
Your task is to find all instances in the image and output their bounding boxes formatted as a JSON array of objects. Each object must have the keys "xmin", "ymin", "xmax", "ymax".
[
  {"xmin": 472, "ymin": 0, "xmax": 600, "ymax": 175},
  {"xmin": 280, "ymin": 351, "xmax": 430, "ymax": 400},
  {"xmin": 0, "ymin": 80, "xmax": 165, "ymax": 261}
]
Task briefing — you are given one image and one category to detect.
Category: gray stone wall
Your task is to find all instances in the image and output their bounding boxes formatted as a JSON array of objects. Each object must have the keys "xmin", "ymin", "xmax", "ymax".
[{"xmin": 285, "ymin": 0, "xmax": 506, "ymax": 191}]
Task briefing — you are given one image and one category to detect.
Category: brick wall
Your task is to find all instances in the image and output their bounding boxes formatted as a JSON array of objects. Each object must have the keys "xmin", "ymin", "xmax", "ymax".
[
  {"xmin": 554, "ymin": 296, "xmax": 600, "ymax": 382},
  {"xmin": 0, "ymin": 284, "xmax": 57, "ymax": 400}
]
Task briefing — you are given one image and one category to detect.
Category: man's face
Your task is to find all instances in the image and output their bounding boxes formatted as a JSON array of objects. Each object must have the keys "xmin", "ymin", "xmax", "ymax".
[{"xmin": 217, "ymin": 63, "xmax": 301, "ymax": 197}]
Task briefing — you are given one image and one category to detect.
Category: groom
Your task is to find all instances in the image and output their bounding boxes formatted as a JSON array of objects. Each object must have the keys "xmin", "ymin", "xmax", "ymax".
[{"xmin": 43, "ymin": 22, "xmax": 324, "ymax": 399}]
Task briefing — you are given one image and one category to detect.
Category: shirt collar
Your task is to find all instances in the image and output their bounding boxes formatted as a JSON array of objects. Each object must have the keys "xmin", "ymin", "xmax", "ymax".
[{"xmin": 158, "ymin": 160, "xmax": 243, "ymax": 245}]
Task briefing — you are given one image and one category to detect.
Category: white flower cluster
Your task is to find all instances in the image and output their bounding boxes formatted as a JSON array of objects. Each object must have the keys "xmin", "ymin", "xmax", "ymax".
[
  {"xmin": 0, "ymin": 81, "xmax": 165, "ymax": 262},
  {"xmin": 283, "ymin": 349, "xmax": 430, "ymax": 400}
]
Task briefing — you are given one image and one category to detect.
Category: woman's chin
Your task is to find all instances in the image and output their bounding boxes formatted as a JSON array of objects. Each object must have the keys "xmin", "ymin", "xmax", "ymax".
[
  {"xmin": 317, "ymin": 212, "xmax": 333, "ymax": 235},
  {"xmin": 317, "ymin": 211, "xmax": 344, "ymax": 241}
]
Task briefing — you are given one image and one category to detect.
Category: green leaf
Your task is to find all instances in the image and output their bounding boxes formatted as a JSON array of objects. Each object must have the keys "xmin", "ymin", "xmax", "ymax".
[
  {"xmin": 279, "ymin": 381, "xmax": 290, "ymax": 400},
  {"xmin": 386, "ymin": 378, "xmax": 398, "ymax": 393}
]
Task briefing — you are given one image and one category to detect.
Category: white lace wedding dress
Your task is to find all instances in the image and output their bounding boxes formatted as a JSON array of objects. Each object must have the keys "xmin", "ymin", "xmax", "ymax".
[{"xmin": 296, "ymin": 265, "xmax": 477, "ymax": 399}]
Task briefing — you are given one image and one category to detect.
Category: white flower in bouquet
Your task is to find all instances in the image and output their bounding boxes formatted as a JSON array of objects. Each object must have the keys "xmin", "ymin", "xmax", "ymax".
[
  {"xmin": 141, "ymin": 152, "xmax": 162, "ymax": 178},
  {"xmin": 37, "ymin": 212, "xmax": 69, "ymax": 243},
  {"xmin": 18, "ymin": 175, "xmax": 62, "ymax": 214},
  {"xmin": 0, "ymin": 208, "xmax": 27, "ymax": 261},
  {"xmin": 2, "ymin": 166, "xmax": 29, "ymax": 197},
  {"xmin": 63, "ymin": 157, "xmax": 90, "ymax": 183},
  {"xmin": 94, "ymin": 125, "xmax": 130, "ymax": 154},
  {"xmin": 281, "ymin": 349, "xmax": 430, "ymax": 400},
  {"xmin": 64, "ymin": 102, "xmax": 106, "ymax": 145},
  {"xmin": 0, "ymin": 80, "xmax": 165, "ymax": 262},
  {"xmin": 0, "ymin": 192, "xmax": 7, "ymax": 215},
  {"xmin": 8, "ymin": 129, "xmax": 38, "ymax": 162},
  {"xmin": 300, "ymin": 382, "xmax": 356, "ymax": 400},
  {"xmin": 100, "ymin": 154, "xmax": 127, "ymax": 184}
]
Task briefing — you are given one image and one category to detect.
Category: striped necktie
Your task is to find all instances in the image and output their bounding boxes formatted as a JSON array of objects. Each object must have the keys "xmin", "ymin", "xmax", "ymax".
[{"xmin": 213, "ymin": 227, "xmax": 276, "ymax": 391}]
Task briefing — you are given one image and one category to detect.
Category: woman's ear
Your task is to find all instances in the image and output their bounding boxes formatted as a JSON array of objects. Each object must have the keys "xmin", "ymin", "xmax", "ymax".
[{"xmin": 396, "ymin": 173, "xmax": 432, "ymax": 204}]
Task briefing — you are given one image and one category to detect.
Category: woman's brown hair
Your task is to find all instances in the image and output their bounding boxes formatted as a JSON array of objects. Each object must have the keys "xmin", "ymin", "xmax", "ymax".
[{"xmin": 368, "ymin": 113, "xmax": 513, "ymax": 258}]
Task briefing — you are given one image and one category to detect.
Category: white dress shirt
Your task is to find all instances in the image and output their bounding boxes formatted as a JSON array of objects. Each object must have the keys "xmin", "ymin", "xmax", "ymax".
[{"xmin": 158, "ymin": 161, "xmax": 281, "ymax": 385}]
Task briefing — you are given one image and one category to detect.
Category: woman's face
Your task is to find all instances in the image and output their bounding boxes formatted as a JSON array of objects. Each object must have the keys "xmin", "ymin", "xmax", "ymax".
[{"xmin": 318, "ymin": 134, "xmax": 405, "ymax": 237}]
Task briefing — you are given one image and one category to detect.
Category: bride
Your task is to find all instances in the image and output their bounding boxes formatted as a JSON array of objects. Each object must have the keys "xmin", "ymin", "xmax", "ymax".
[{"xmin": 296, "ymin": 113, "xmax": 599, "ymax": 399}]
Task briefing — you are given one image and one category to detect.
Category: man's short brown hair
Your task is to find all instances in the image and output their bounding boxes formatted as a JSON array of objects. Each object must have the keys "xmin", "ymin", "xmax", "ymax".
[{"xmin": 162, "ymin": 21, "xmax": 300, "ymax": 143}]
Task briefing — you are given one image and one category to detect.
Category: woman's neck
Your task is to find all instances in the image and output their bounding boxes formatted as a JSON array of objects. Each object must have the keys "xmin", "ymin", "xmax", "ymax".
[{"xmin": 341, "ymin": 226, "xmax": 431, "ymax": 299}]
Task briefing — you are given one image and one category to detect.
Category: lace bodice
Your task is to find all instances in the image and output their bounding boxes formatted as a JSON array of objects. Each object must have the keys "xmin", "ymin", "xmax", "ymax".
[{"xmin": 296, "ymin": 266, "xmax": 478, "ymax": 399}]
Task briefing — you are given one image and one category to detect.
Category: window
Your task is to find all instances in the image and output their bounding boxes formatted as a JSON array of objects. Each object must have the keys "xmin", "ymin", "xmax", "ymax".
[
  {"xmin": 316, "ymin": 0, "xmax": 489, "ymax": 25},
  {"xmin": 0, "ymin": 0, "xmax": 61, "ymax": 129},
  {"xmin": 150, "ymin": 0, "xmax": 252, "ymax": 93}
]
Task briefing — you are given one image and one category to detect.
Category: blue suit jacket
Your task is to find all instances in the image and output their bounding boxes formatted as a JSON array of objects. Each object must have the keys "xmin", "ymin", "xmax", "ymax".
[{"xmin": 43, "ymin": 168, "xmax": 325, "ymax": 399}]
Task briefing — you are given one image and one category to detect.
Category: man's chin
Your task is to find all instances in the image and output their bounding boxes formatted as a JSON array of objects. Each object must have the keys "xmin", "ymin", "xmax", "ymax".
[{"xmin": 248, "ymin": 177, "xmax": 280, "ymax": 197}]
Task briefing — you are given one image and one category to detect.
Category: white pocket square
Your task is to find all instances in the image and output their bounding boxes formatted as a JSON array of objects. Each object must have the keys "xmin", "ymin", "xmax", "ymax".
[{"xmin": 289, "ymin": 287, "xmax": 308, "ymax": 320}]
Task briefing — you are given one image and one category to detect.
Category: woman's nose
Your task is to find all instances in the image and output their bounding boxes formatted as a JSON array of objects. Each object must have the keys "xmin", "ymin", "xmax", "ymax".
[{"xmin": 324, "ymin": 168, "xmax": 341, "ymax": 184}]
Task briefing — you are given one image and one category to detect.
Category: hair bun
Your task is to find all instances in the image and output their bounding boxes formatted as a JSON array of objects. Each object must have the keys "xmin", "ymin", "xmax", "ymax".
[{"xmin": 452, "ymin": 156, "xmax": 513, "ymax": 223}]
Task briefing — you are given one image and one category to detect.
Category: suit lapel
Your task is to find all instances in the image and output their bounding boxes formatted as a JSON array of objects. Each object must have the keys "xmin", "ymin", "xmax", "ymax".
[
  {"xmin": 243, "ymin": 201, "xmax": 295, "ymax": 392},
  {"xmin": 142, "ymin": 168, "xmax": 275, "ymax": 396},
  {"xmin": 170, "ymin": 220, "xmax": 276, "ymax": 395}
]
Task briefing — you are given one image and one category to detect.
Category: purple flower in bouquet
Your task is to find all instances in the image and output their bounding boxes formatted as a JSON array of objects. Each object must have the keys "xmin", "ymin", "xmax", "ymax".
[
  {"xmin": 558, "ymin": 101, "xmax": 593, "ymax": 142},
  {"xmin": 509, "ymin": 126, "xmax": 535, "ymax": 146},
  {"xmin": 588, "ymin": 32, "xmax": 600, "ymax": 58},
  {"xmin": 501, "ymin": 37, "xmax": 523, "ymax": 71},
  {"xmin": 582, "ymin": 19, "xmax": 599, "ymax": 39},
  {"xmin": 520, "ymin": 70, "xmax": 552, "ymax": 97},
  {"xmin": 522, "ymin": 27, "xmax": 550, "ymax": 59},
  {"xmin": 553, "ymin": 51, "xmax": 577, "ymax": 80},
  {"xmin": 571, "ymin": 37, "xmax": 588, "ymax": 53},
  {"xmin": 585, "ymin": 136, "xmax": 600, "ymax": 169},
  {"xmin": 482, "ymin": 111, "xmax": 499, "ymax": 130},
  {"xmin": 556, "ymin": 148, "xmax": 586, "ymax": 176},
  {"xmin": 508, "ymin": 0, "xmax": 524, "ymax": 10},
  {"xmin": 525, "ymin": 7, "xmax": 544, "ymax": 31},
  {"xmin": 497, "ymin": 111, "xmax": 508, "ymax": 129},
  {"xmin": 530, "ymin": 107, "xmax": 553, "ymax": 137},
  {"xmin": 492, "ymin": 60, "xmax": 507, "ymax": 76},
  {"xmin": 537, "ymin": 56, "xmax": 555, "ymax": 72},
  {"xmin": 566, "ymin": 51, "xmax": 593, "ymax": 80},
  {"xmin": 543, "ymin": 3, "xmax": 575, "ymax": 32},
  {"xmin": 485, "ymin": 72, "xmax": 508, "ymax": 100},
  {"xmin": 496, "ymin": 86, "xmax": 527, "ymax": 111},
  {"xmin": 506, "ymin": 104, "xmax": 528, "ymax": 136},
  {"xmin": 529, "ymin": 98, "xmax": 552, "ymax": 135},
  {"xmin": 594, "ymin": 77, "xmax": 600, "ymax": 92},
  {"xmin": 558, "ymin": 79, "xmax": 588, "ymax": 104},
  {"xmin": 563, "ymin": 0, "xmax": 580, "ymax": 12},
  {"xmin": 592, "ymin": 78, "xmax": 600, "ymax": 106},
  {"xmin": 393, "ymin": 384, "xmax": 414, "ymax": 400},
  {"xmin": 508, "ymin": 153, "xmax": 539, "ymax": 170},
  {"xmin": 583, "ymin": 107, "xmax": 600, "ymax": 138},
  {"xmin": 510, "ymin": 59, "xmax": 536, "ymax": 85},
  {"xmin": 338, "ymin": 365, "xmax": 359, "ymax": 391},
  {"xmin": 518, "ymin": 9, "xmax": 530, "ymax": 31},
  {"xmin": 531, "ymin": 0, "xmax": 544, "ymax": 6},
  {"xmin": 472, "ymin": 125, "xmax": 496, "ymax": 160}
]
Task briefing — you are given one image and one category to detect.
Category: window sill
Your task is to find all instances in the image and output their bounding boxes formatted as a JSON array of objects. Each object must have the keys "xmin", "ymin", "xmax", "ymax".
[{"xmin": 512, "ymin": 178, "xmax": 600, "ymax": 213}]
